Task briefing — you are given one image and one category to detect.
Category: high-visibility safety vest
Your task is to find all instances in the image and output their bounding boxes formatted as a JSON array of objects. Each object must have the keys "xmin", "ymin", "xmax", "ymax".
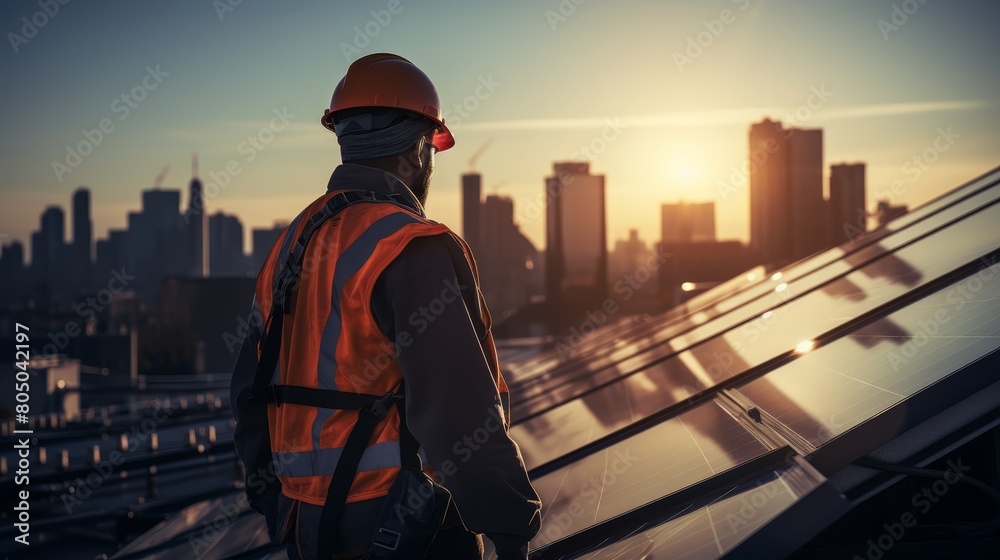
[{"xmin": 250, "ymin": 188, "xmax": 509, "ymax": 508}]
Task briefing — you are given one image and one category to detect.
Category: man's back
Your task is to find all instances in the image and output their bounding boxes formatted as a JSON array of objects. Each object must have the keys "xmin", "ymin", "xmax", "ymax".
[{"xmin": 232, "ymin": 164, "xmax": 541, "ymax": 559}]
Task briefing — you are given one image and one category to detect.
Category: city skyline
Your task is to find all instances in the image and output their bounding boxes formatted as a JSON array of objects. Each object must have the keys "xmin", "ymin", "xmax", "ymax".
[
  {"xmin": 2, "ymin": 0, "xmax": 998, "ymax": 255},
  {"xmin": 0, "ymin": 113, "xmax": 950, "ymax": 264}
]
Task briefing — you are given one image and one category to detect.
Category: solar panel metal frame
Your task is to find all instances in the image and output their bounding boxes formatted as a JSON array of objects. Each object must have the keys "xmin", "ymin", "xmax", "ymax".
[
  {"xmin": 520, "ymin": 244, "xmax": 1000, "ymax": 555},
  {"xmin": 512, "ymin": 181, "xmax": 1000, "ymax": 422},
  {"xmin": 528, "ymin": 454, "xmax": 850, "ymax": 559},
  {"xmin": 506, "ymin": 168, "xmax": 1000, "ymax": 401},
  {"xmin": 726, "ymin": 280, "xmax": 1000, "ymax": 476},
  {"xmin": 526, "ymin": 214, "xmax": 1000, "ymax": 478}
]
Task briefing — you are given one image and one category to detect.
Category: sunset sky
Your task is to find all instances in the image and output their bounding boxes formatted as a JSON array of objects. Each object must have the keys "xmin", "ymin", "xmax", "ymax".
[{"xmin": 2, "ymin": 0, "xmax": 998, "ymax": 257}]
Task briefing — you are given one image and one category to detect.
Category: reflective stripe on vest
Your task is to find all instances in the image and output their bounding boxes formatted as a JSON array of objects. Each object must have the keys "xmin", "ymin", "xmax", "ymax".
[
  {"xmin": 310, "ymin": 212, "xmax": 420, "ymax": 455},
  {"xmin": 273, "ymin": 440, "xmax": 401, "ymax": 477}
]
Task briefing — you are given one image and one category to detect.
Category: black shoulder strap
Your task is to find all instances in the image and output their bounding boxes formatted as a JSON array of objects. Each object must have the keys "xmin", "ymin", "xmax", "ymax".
[
  {"xmin": 250, "ymin": 190, "xmax": 407, "ymax": 405},
  {"xmin": 245, "ymin": 190, "xmax": 423, "ymax": 559}
]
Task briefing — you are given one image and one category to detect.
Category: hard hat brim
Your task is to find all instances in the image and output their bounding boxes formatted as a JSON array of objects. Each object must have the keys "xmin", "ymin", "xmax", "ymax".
[{"xmin": 431, "ymin": 125, "xmax": 454, "ymax": 152}]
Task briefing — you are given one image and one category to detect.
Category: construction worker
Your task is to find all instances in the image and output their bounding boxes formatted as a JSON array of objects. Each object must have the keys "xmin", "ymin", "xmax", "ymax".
[{"xmin": 230, "ymin": 54, "xmax": 541, "ymax": 560}]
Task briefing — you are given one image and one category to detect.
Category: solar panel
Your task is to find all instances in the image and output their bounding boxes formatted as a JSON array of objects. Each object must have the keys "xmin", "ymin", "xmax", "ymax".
[
  {"xmin": 525, "ymin": 398, "xmax": 774, "ymax": 550},
  {"xmin": 562, "ymin": 457, "xmax": 845, "ymax": 560},
  {"xmin": 110, "ymin": 493, "xmax": 275, "ymax": 560},
  {"xmin": 505, "ymin": 168, "xmax": 999, "ymax": 391},
  {"xmin": 510, "ymin": 184, "xmax": 1000, "ymax": 416},
  {"xmin": 503, "ymin": 266, "xmax": 772, "ymax": 387},
  {"xmin": 512, "ymin": 199, "xmax": 1000, "ymax": 469},
  {"xmin": 731, "ymin": 255, "xmax": 1000, "ymax": 460}
]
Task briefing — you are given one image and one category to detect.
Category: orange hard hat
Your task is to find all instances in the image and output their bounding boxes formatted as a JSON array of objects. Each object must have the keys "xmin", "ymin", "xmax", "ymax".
[{"xmin": 321, "ymin": 53, "xmax": 454, "ymax": 152}]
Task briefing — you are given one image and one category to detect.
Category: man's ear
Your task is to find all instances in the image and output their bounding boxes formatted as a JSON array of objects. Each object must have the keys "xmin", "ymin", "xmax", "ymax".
[{"xmin": 407, "ymin": 137, "xmax": 426, "ymax": 169}]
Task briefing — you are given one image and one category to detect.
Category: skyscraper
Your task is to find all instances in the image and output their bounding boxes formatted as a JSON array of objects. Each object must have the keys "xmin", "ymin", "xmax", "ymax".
[
  {"xmin": 661, "ymin": 201, "xmax": 716, "ymax": 244},
  {"xmin": 477, "ymin": 194, "xmax": 538, "ymax": 319},
  {"xmin": 829, "ymin": 163, "xmax": 867, "ymax": 245},
  {"xmin": 251, "ymin": 223, "xmax": 286, "ymax": 272},
  {"xmin": 786, "ymin": 127, "xmax": 827, "ymax": 258},
  {"xmin": 0, "ymin": 241, "xmax": 27, "ymax": 303},
  {"xmin": 749, "ymin": 119, "xmax": 826, "ymax": 264},
  {"xmin": 72, "ymin": 187, "xmax": 92, "ymax": 274},
  {"xmin": 609, "ymin": 229, "xmax": 651, "ymax": 287},
  {"xmin": 141, "ymin": 189, "xmax": 182, "ymax": 230},
  {"xmin": 137, "ymin": 188, "xmax": 185, "ymax": 297},
  {"xmin": 32, "ymin": 206, "xmax": 66, "ymax": 282},
  {"xmin": 749, "ymin": 119, "xmax": 791, "ymax": 264},
  {"xmin": 209, "ymin": 211, "xmax": 247, "ymax": 277},
  {"xmin": 461, "ymin": 172, "xmax": 482, "ymax": 251},
  {"xmin": 188, "ymin": 154, "xmax": 207, "ymax": 277},
  {"xmin": 545, "ymin": 162, "xmax": 607, "ymax": 321}
]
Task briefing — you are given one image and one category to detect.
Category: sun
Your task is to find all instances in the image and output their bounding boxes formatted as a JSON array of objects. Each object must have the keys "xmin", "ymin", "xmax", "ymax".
[{"xmin": 677, "ymin": 163, "xmax": 695, "ymax": 181}]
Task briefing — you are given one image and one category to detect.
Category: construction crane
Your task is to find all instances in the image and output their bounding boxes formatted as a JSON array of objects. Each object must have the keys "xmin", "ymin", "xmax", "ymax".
[
  {"xmin": 153, "ymin": 166, "xmax": 170, "ymax": 189},
  {"xmin": 468, "ymin": 138, "xmax": 493, "ymax": 172}
]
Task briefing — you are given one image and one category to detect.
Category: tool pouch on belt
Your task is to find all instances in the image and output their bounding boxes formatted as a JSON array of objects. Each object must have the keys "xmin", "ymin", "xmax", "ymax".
[{"xmin": 365, "ymin": 466, "xmax": 452, "ymax": 559}]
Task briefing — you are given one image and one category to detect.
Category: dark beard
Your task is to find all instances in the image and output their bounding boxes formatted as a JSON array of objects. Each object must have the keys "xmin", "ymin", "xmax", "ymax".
[{"xmin": 411, "ymin": 167, "xmax": 431, "ymax": 206}]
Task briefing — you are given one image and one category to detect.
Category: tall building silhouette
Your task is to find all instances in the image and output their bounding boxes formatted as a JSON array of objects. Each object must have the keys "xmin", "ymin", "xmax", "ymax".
[
  {"xmin": 0, "ymin": 240, "xmax": 27, "ymax": 303},
  {"xmin": 609, "ymin": 229, "xmax": 651, "ymax": 285},
  {"xmin": 749, "ymin": 119, "xmax": 827, "ymax": 264},
  {"xmin": 72, "ymin": 187, "xmax": 92, "ymax": 279},
  {"xmin": 545, "ymin": 162, "xmax": 607, "ymax": 321},
  {"xmin": 658, "ymin": 201, "xmax": 751, "ymax": 306},
  {"xmin": 461, "ymin": 172, "xmax": 482, "ymax": 251},
  {"xmin": 661, "ymin": 201, "xmax": 716, "ymax": 244},
  {"xmin": 829, "ymin": 163, "xmax": 867, "ymax": 245},
  {"xmin": 477, "ymin": 194, "xmax": 539, "ymax": 319},
  {"xmin": 209, "ymin": 211, "xmax": 247, "ymax": 277},
  {"xmin": 136, "ymin": 188, "xmax": 185, "ymax": 297},
  {"xmin": 32, "ymin": 206, "xmax": 66, "ymax": 284},
  {"xmin": 188, "ymin": 154, "xmax": 207, "ymax": 277},
  {"xmin": 251, "ymin": 223, "xmax": 286, "ymax": 272},
  {"xmin": 786, "ymin": 127, "xmax": 827, "ymax": 258}
]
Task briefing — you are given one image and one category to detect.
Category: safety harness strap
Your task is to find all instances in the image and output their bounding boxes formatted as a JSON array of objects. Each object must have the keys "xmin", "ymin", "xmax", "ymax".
[
  {"xmin": 316, "ymin": 390, "xmax": 400, "ymax": 560},
  {"xmin": 246, "ymin": 189, "xmax": 427, "ymax": 559},
  {"xmin": 249, "ymin": 189, "xmax": 413, "ymax": 406},
  {"xmin": 267, "ymin": 385, "xmax": 389, "ymax": 410}
]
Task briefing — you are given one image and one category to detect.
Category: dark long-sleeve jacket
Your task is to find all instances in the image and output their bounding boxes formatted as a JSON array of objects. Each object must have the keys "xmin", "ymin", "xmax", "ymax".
[{"xmin": 231, "ymin": 164, "xmax": 540, "ymax": 558}]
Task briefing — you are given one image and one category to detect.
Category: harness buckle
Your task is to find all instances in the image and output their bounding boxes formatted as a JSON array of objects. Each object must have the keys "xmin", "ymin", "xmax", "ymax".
[
  {"xmin": 372, "ymin": 527, "xmax": 401, "ymax": 551},
  {"xmin": 368, "ymin": 391, "xmax": 400, "ymax": 419}
]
